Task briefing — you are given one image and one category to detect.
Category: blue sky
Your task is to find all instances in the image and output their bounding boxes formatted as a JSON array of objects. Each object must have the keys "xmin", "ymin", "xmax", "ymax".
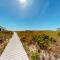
[{"xmin": 0, "ymin": 0, "xmax": 60, "ymax": 30}]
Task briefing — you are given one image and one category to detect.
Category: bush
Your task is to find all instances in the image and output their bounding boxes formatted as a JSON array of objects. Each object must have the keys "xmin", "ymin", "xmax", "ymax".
[
  {"xmin": 31, "ymin": 52, "xmax": 40, "ymax": 60},
  {"xmin": 32, "ymin": 34, "xmax": 54, "ymax": 49}
]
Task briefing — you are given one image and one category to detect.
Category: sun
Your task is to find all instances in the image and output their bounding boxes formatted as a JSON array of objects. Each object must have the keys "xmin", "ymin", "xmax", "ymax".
[
  {"xmin": 20, "ymin": 0, "xmax": 27, "ymax": 4},
  {"xmin": 19, "ymin": 0, "xmax": 33, "ymax": 8},
  {"xmin": 19, "ymin": 0, "xmax": 27, "ymax": 7}
]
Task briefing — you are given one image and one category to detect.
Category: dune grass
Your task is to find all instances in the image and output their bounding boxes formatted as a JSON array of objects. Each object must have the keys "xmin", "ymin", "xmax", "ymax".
[
  {"xmin": 17, "ymin": 31, "xmax": 60, "ymax": 60},
  {"xmin": 0, "ymin": 31, "xmax": 13, "ymax": 56}
]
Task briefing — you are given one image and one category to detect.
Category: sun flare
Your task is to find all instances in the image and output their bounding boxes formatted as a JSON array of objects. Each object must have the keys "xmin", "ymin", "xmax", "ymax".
[
  {"xmin": 19, "ymin": 0, "xmax": 27, "ymax": 7},
  {"xmin": 20, "ymin": 0, "xmax": 27, "ymax": 4}
]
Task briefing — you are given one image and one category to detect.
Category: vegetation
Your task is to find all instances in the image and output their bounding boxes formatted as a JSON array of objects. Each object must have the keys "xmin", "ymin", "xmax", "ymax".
[
  {"xmin": 32, "ymin": 34, "xmax": 49, "ymax": 49},
  {"xmin": 0, "ymin": 31, "xmax": 13, "ymax": 55},
  {"xmin": 17, "ymin": 31, "xmax": 60, "ymax": 60},
  {"xmin": 57, "ymin": 31, "xmax": 60, "ymax": 36},
  {"xmin": 32, "ymin": 34, "xmax": 56, "ymax": 49},
  {"xmin": 31, "ymin": 52, "xmax": 40, "ymax": 60}
]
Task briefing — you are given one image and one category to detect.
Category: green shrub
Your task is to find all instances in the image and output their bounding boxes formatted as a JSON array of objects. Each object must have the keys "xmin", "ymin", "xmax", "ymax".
[
  {"xmin": 32, "ymin": 34, "xmax": 49, "ymax": 49},
  {"xmin": 31, "ymin": 52, "xmax": 40, "ymax": 60}
]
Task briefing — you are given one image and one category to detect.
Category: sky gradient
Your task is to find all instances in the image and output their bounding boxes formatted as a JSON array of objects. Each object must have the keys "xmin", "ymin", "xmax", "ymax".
[{"xmin": 0, "ymin": 0, "xmax": 60, "ymax": 31}]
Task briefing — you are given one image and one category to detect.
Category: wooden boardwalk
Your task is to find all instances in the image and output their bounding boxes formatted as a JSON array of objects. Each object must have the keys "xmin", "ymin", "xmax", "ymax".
[{"xmin": 0, "ymin": 32, "xmax": 29, "ymax": 60}]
